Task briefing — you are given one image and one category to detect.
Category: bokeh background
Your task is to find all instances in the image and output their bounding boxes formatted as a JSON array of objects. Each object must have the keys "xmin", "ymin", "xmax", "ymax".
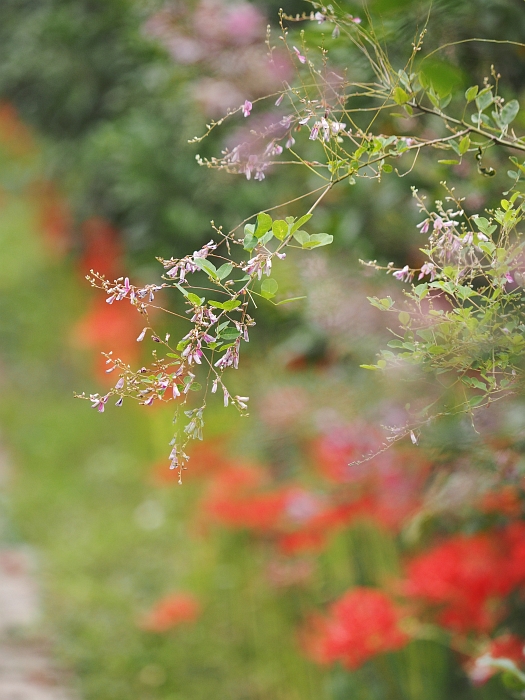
[{"xmin": 2, "ymin": 0, "xmax": 525, "ymax": 698}]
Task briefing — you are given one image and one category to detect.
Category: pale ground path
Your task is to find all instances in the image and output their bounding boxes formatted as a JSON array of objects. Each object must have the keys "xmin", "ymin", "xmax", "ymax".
[{"xmin": 0, "ymin": 445, "xmax": 78, "ymax": 700}]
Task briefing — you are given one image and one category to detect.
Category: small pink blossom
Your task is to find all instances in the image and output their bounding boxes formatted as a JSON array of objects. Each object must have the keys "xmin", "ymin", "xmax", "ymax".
[
  {"xmin": 418, "ymin": 262, "xmax": 436, "ymax": 281},
  {"xmin": 416, "ymin": 219, "xmax": 429, "ymax": 234},
  {"xmin": 392, "ymin": 265, "xmax": 413, "ymax": 282},
  {"xmin": 293, "ymin": 46, "xmax": 306, "ymax": 64},
  {"xmin": 242, "ymin": 100, "xmax": 253, "ymax": 117}
]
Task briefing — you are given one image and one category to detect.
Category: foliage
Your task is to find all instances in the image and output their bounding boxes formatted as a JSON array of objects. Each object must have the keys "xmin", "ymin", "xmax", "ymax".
[{"xmin": 76, "ymin": 2, "xmax": 525, "ymax": 475}]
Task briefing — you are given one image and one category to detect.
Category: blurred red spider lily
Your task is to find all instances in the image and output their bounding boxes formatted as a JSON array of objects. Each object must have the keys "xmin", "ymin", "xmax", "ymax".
[
  {"xmin": 151, "ymin": 438, "xmax": 231, "ymax": 484},
  {"xmin": 72, "ymin": 296, "xmax": 144, "ymax": 381},
  {"xmin": 139, "ymin": 592, "xmax": 201, "ymax": 632},
  {"xmin": 302, "ymin": 588, "xmax": 409, "ymax": 669},
  {"xmin": 403, "ymin": 523, "xmax": 525, "ymax": 634}
]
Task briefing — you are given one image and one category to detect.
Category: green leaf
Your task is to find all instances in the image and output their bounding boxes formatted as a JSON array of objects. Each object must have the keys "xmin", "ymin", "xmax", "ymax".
[
  {"xmin": 219, "ymin": 327, "xmax": 241, "ymax": 341},
  {"xmin": 475, "ymin": 88, "xmax": 493, "ymax": 111},
  {"xmin": 428, "ymin": 92, "xmax": 440, "ymax": 109},
  {"xmin": 187, "ymin": 292, "xmax": 204, "ymax": 305},
  {"xmin": 193, "ymin": 257, "xmax": 218, "ymax": 278},
  {"xmin": 367, "ymin": 296, "xmax": 394, "ymax": 311},
  {"xmin": 166, "ymin": 353, "xmax": 180, "ymax": 358},
  {"xmin": 243, "ymin": 232, "xmax": 258, "ymax": 251},
  {"xmin": 293, "ymin": 230, "xmax": 310, "ymax": 245},
  {"xmin": 398, "ymin": 311, "xmax": 410, "ymax": 325},
  {"xmin": 438, "ymin": 159, "xmax": 460, "ymax": 165},
  {"xmin": 222, "ymin": 299, "xmax": 242, "ymax": 311},
  {"xmin": 291, "ymin": 214, "xmax": 312, "ymax": 235},
  {"xmin": 459, "ymin": 135, "xmax": 470, "ymax": 155},
  {"xmin": 175, "ymin": 283, "xmax": 189, "ymax": 297},
  {"xmin": 382, "ymin": 163, "xmax": 393, "ymax": 173},
  {"xmin": 393, "ymin": 86, "xmax": 410, "ymax": 105},
  {"xmin": 468, "ymin": 395, "xmax": 484, "ymax": 407},
  {"xmin": 465, "ymin": 85, "xmax": 478, "ymax": 102},
  {"xmin": 456, "ymin": 285, "xmax": 474, "ymax": 300},
  {"xmin": 439, "ymin": 94, "xmax": 452, "ymax": 109},
  {"xmin": 303, "ymin": 233, "xmax": 334, "ymax": 248},
  {"xmin": 274, "ymin": 296, "xmax": 306, "ymax": 305},
  {"xmin": 217, "ymin": 263, "xmax": 233, "ymax": 280},
  {"xmin": 258, "ymin": 230, "xmax": 274, "ymax": 246},
  {"xmin": 360, "ymin": 364, "xmax": 379, "ymax": 370},
  {"xmin": 501, "ymin": 99, "xmax": 520, "ymax": 126},
  {"xmin": 255, "ymin": 212, "xmax": 273, "ymax": 237},
  {"xmin": 473, "ymin": 216, "xmax": 496, "ymax": 236},
  {"xmin": 413, "ymin": 283, "xmax": 429, "ymax": 299},
  {"xmin": 261, "ymin": 278, "xmax": 278, "ymax": 299},
  {"xmin": 272, "ymin": 219, "xmax": 289, "ymax": 240}
]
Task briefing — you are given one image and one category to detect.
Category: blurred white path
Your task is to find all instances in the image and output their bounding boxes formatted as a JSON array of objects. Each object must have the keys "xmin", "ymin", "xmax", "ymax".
[{"xmin": 0, "ymin": 448, "xmax": 77, "ymax": 699}]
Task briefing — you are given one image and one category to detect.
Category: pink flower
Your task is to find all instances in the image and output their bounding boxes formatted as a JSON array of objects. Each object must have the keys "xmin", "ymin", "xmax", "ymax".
[
  {"xmin": 416, "ymin": 219, "xmax": 429, "ymax": 234},
  {"xmin": 293, "ymin": 46, "xmax": 306, "ymax": 64},
  {"xmin": 242, "ymin": 100, "xmax": 252, "ymax": 117},
  {"xmin": 393, "ymin": 265, "xmax": 413, "ymax": 282},
  {"xmin": 418, "ymin": 262, "xmax": 436, "ymax": 281},
  {"xmin": 309, "ymin": 123, "xmax": 320, "ymax": 140}
]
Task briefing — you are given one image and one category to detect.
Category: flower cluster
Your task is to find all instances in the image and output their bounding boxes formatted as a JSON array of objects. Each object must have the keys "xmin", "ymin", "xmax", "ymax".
[
  {"xmin": 404, "ymin": 523, "xmax": 525, "ymax": 633},
  {"xmin": 161, "ymin": 239, "xmax": 218, "ymax": 282},
  {"xmin": 303, "ymin": 588, "xmax": 408, "ymax": 669}
]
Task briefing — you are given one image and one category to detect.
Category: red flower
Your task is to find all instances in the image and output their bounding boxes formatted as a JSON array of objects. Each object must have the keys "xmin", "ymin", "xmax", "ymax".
[
  {"xmin": 403, "ymin": 527, "xmax": 525, "ymax": 633},
  {"xmin": 206, "ymin": 487, "xmax": 289, "ymax": 531},
  {"xmin": 140, "ymin": 593, "xmax": 201, "ymax": 632},
  {"xmin": 490, "ymin": 634, "xmax": 525, "ymax": 662},
  {"xmin": 304, "ymin": 588, "xmax": 408, "ymax": 669},
  {"xmin": 152, "ymin": 439, "xmax": 231, "ymax": 484},
  {"xmin": 77, "ymin": 217, "xmax": 123, "ymax": 280},
  {"xmin": 202, "ymin": 463, "xmax": 289, "ymax": 530},
  {"xmin": 72, "ymin": 296, "xmax": 144, "ymax": 381},
  {"xmin": 311, "ymin": 423, "xmax": 383, "ymax": 484}
]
